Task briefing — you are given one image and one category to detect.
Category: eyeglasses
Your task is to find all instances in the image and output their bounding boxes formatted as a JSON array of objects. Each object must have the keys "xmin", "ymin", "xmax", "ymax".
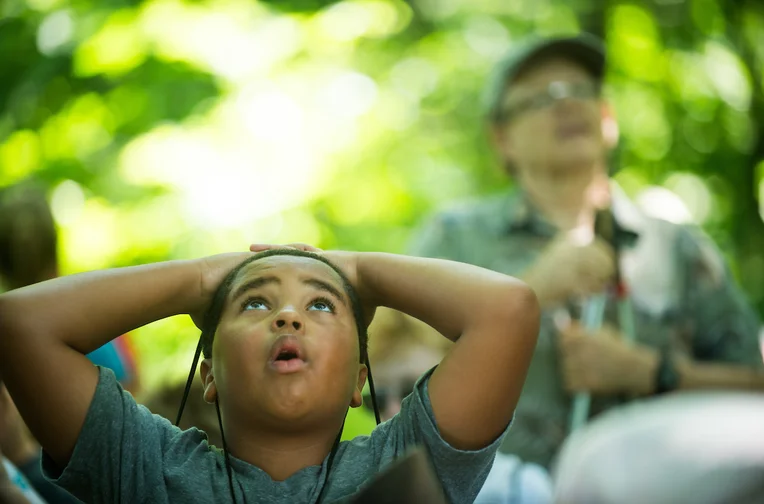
[{"xmin": 499, "ymin": 81, "xmax": 601, "ymax": 122}]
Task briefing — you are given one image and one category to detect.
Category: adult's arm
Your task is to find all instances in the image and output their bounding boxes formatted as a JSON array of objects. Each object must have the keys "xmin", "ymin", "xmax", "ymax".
[{"xmin": 676, "ymin": 226, "xmax": 764, "ymax": 389}]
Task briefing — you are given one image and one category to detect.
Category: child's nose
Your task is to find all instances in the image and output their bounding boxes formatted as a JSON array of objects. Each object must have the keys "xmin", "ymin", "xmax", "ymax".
[{"xmin": 273, "ymin": 309, "xmax": 303, "ymax": 332}]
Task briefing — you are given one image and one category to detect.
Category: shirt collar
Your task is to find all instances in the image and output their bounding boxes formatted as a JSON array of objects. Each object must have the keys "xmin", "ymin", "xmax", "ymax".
[{"xmin": 498, "ymin": 182, "xmax": 644, "ymax": 242}]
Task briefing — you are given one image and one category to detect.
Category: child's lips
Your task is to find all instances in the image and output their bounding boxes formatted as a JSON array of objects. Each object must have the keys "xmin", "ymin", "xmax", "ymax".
[
  {"xmin": 268, "ymin": 334, "xmax": 308, "ymax": 374},
  {"xmin": 269, "ymin": 358, "xmax": 308, "ymax": 374}
]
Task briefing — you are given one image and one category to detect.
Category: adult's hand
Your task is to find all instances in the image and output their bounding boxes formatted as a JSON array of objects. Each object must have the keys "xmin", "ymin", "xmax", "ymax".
[
  {"xmin": 523, "ymin": 235, "xmax": 615, "ymax": 306},
  {"xmin": 558, "ymin": 321, "xmax": 658, "ymax": 395}
]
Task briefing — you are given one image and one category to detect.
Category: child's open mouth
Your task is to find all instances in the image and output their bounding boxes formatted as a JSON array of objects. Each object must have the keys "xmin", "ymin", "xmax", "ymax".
[{"xmin": 268, "ymin": 335, "xmax": 308, "ymax": 374}]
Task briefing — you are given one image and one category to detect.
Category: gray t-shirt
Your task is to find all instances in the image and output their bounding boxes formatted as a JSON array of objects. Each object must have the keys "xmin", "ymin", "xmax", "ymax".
[{"xmin": 43, "ymin": 367, "xmax": 507, "ymax": 503}]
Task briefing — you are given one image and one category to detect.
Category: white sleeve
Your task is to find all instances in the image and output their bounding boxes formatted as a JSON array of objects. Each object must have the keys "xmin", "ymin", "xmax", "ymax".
[{"xmin": 3, "ymin": 457, "xmax": 47, "ymax": 504}]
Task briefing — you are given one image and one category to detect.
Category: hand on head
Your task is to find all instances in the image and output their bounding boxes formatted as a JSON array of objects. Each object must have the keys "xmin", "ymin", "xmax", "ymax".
[
  {"xmin": 249, "ymin": 244, "xmax": 375, "ymax": 325},
  {"xmin": 193, "ymin": 244, "xmax": 377, "ymax": 336},
  {"xmin": 191, "ymin": 245, "xmax": 332, "ymax": 328},
  {"xmin": 191, "ymin": 252, "xmax": 257, "ymax": 328}
]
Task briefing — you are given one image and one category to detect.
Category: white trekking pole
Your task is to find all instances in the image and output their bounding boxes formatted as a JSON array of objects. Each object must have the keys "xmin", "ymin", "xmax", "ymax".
[{"xmin": 568, "ymin": 292, "xmax": 608, "ymax": 432}]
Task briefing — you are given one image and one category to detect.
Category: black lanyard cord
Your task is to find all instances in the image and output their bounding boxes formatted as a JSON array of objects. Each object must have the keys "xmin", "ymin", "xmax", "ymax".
[
  {"xmin": 364, "ymin": 355, "xmax": 382, "ymax": 426},
  {"xmin": 216, "ymin": 397, "xmax": 237, "ymax": 502},
  {"xmin": 176, "ymin": 338, "xmax": 383, "ymax": 504},
  {"xmin": 176, "ymin": 339, "xmax": 203, "ymax": 426}
]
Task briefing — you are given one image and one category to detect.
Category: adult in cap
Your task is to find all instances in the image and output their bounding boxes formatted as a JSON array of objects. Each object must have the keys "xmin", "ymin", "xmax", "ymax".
[{"xmin": 409, "ymin": 33, "xmax": 764, "ymax": 503}]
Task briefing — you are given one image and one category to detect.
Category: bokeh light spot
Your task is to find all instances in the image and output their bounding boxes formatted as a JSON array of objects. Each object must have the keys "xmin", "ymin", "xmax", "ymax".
[
  {"xmin": 321, "ymin": 72, "xmax": 378, "ymax": 119},
  {"xmin": 664, "ymin": 172, "xmax": 713, "ymax": 223},
  {"xmin": 318, "ymin": 0, "xmax": 409, "ymax": 42},
  {"xmin": 24, "ymin": 0, "xmax": 63, "ymax": 12},
  {"xmin": 36, "ymin": 9, "xmax": 74, "ymax": 56},
  {"xmin": 238, "ymin": 89, "xmax": 305, "ymax": 144},
  {"xmin": 462, "ymin": 15, "xmax": 509, "ymax": 60},
  {"xmin": 612, "ymin": 84, "xmax": 672, "ymax": 160},
  {"xmin": 635, "ymin": 186, "xmax": 693, "ymax": 224},
  {"xmin": 50, "ymin": 180, "xmax": 85, "ymax": 226},
  {"xmin": 74, "ymin": 9, "xmax": 147, "ymax": 78},
  {"xmin": 0, "ymin": 130, "xmax": 42, "ymax": 185},
  {"xmin": 608, "ymin": 4, "xmax": 663, "ymax": 81},
  {"xmin": 59, "ymin": 199, "xmax": 120, "ymax": 272},
  {"xmin": 390, "ymin": 57, "xmax": 440, "ymax": 99},
  {"xmin": 703, "ymin": 41, "xmax": 751, "ymax": 111}
]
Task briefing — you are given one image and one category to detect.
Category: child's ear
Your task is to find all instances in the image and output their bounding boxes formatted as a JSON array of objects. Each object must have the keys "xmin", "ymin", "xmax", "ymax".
[
  {"xmin": 350, "ymin": 364, "xmax": 368, "ymax": 408},
  {"xmin": 200, "ymin": 358, "xmax": 217, "ymax": 404}
]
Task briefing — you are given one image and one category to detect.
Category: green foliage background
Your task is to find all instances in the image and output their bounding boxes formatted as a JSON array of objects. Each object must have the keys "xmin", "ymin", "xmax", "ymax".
[{"xmin": 1, "ymin": 0, "xmax": 763, "ymax": 388}]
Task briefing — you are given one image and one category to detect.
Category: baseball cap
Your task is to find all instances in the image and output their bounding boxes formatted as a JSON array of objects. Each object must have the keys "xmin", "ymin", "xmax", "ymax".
[{"xmin": 484, "ymin": 33, "xmax": 606, "ymax": 123}]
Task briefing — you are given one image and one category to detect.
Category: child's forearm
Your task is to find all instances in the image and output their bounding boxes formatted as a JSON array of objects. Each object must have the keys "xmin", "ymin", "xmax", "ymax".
[
  {"xmin": 0, "ymin": 260, "xmax": 202, "ymax": 355},
  {"xmin": 358, "ymin": 253, "xmax": 532, "ymax": 341}
]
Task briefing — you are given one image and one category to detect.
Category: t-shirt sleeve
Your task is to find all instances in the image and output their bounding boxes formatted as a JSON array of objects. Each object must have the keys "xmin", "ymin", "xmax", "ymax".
[
  {"xmin": 379, "ymin": 367, "xmax": 510, "ymax": 504},
  {"xmin": 676, "ymin": 226, "xmax": 763, "ymax": 367},
  {"xmin": 41, "ymin": 366, "xmax": 171, "ymax": 503}
]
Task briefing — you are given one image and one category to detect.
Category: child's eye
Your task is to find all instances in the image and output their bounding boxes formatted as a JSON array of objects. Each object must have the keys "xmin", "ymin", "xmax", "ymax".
[
  {"xmin": 308, "ymin": 298, "xmax": 335, "ymax": 313},
  {"xmin": 242, "ymin": 298, "xmax": 269, "ymax": 311}
]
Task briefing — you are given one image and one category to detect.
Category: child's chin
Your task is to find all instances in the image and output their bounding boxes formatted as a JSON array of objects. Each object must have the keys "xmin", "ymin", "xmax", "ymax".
[
  {"xmin": 266, "ymin": 396, "xmax": 346, "ymax": 428},
  {"xmin": 264, "ymin": 395, "xmax": 317, "ymax": 422}
]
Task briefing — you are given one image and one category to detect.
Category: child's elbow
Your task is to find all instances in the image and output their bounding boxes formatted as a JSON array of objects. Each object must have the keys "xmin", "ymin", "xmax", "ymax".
[{"xmin": 499, "ymin": 280, "xmax": 541, "ymax": 336}]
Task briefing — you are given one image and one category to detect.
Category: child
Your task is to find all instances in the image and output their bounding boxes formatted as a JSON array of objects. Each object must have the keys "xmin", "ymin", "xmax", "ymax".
[
  {"xmin": 0, "ymin": 182, "xmax": 140, "ymax": 395},
  {"xmin": 0, "ymin": 382, "xmax": 47, "ymax": 504},
  {"xmin": 0, "ymin": 243, "xmax": 539, "ymax": 503}
]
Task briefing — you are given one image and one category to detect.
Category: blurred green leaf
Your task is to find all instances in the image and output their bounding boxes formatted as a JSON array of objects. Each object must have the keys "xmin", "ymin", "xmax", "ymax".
[{"xmin": 2, "ymin": 0, "xmax": 763, "ymax": 390}]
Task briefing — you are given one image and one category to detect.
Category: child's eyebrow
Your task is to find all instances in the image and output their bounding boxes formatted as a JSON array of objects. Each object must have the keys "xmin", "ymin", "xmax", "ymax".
[
  {"xmin": 302, "ymin": 278, "xmax": 347, "ymax": 307},
  {"xmin": 231, "ymin": 276, "xmax": 280, "ymax": 301}
]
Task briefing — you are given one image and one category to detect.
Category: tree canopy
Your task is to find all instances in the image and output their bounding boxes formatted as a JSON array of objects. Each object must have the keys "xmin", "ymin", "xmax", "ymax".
[{"xmin": 1, "ymin": 0, "xmax": 763, "ymax": 387}]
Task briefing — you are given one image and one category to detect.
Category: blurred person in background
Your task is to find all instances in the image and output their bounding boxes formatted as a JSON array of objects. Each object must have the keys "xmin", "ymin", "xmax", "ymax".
[
  {"xmin": 0, "ymin": 181, "xmax": 143, "ymax": 504},
  {"xmin": 139, "ymin": 378, "xmax": 224, "ymax": 449},
  {"xmin": 553, "ymin": 391, "xmax": 764, "ymax": 504},
  {"xmin": 410, "ymin": 34, "xmax": 764, "ymax": 503},
  {"xmin": 364, "ymin": 308, "xmax": 451, "ymax": 422},
  {"xmin": 0, "ymin": 182, "xmax": 140, "ymax": 395},
  {"xmin": 0, "ymin": 382, "xmax": 47, "ymax": 504}
]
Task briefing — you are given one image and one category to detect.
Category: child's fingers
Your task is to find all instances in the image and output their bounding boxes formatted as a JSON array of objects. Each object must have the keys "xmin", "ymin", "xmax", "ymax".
[
  {"xmin": 285, "ymin": 243, "xmax": 323, "ymax": 252},
  {"xmin": 249, "ymin": 244, "xmax": 279, "ymax": 252},
  {"xmin": 249, "ymin": 243, "xmax": 323, "ymax": 252},
  {"xmin": 249, "ymin": 244, "xmax": 292, "ymax": 252}
]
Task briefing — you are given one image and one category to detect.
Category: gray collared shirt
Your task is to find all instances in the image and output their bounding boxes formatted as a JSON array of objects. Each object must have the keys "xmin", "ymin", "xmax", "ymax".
[{"xmin": 410, "ymin": 188, "xmax": 762, "ymax": 468}]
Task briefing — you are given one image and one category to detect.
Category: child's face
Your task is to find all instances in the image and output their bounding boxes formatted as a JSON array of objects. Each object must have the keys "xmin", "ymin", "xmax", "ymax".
[{"xmin": 202, "ymin": 255, "xmax": 366, "ymax": 429}]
